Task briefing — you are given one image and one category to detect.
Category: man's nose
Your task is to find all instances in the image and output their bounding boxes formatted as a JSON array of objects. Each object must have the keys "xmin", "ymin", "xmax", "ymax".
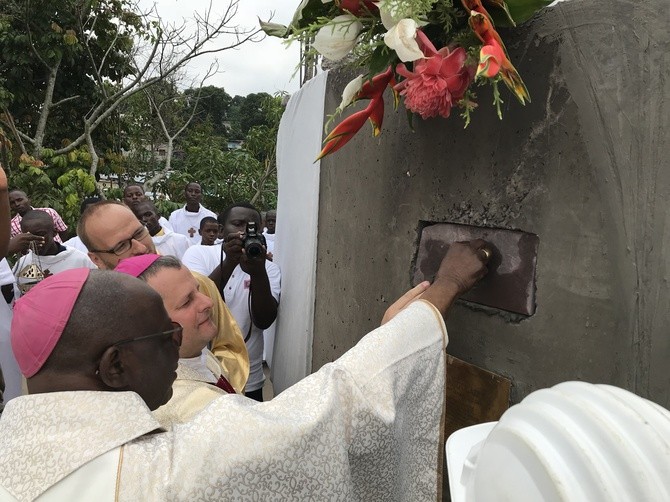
[
  {"xmin": 130, "ymin": 238, "xmax": 148, "ymax": 255},
  {"xmin": 198, "ymin": 292, "xmax": 213, "ymax": 310}
]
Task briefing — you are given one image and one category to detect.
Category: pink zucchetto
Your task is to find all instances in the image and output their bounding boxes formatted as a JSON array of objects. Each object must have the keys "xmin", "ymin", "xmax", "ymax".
[
  {"xmin": 115, "ymin": 254, "xmax": 161, "ymax": 278},
  {"xmin": 11, "ymin": 268, "xmax": 91, "ymax": 378}
]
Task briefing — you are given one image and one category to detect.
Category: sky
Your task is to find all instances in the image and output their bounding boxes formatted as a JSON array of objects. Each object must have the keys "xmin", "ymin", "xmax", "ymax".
[{"xmin": 138, "ymin": 0, "xmax": 302, "ymax": 97}]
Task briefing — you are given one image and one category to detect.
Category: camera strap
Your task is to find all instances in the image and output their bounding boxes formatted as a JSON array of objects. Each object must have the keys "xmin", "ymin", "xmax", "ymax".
[
  {"xmin": 245, "ymin": 293, "xmax": 253, "ymax": 343},
  {"xmin": 219, "ymin": 241, "xmax": 255, "ymax": 344}
]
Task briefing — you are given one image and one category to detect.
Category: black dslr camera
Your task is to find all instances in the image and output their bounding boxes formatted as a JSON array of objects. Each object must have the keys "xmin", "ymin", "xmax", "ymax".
[{"xmin": 243, "ymin": 222, "xmax": 266, "ymax": 258}]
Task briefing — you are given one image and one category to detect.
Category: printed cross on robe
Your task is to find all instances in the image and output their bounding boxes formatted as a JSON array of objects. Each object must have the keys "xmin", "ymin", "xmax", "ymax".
[{"xmin": 188, "ymin": 227, "xmax": 197, "ymax": 238}]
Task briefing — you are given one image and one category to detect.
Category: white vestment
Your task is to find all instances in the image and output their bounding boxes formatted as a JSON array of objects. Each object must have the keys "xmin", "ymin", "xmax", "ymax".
[
  {"xmin": 158, "ymin": 216, "xmax": 172, "ymax": 232},
  {"xmin": 62, "ymin": 236, "xmax": 89, "ymax": 253},
  {"xmin": 0, "ymin": 301, "xmax": 447, "ymax": 501},
  {"xmin": 168, "ymin": 205, "xmax": 216, "ymax": 245},
  {"xmin": 0, "ymin": 294, "xmax": 21, "ymax": 403},
  {"xmin": 152, "ymin": 228, "xmax": 192, "ymax": 260},
  {"xmin": 13, "ymin": 248, "xmax": 97, "ymax": 296}
]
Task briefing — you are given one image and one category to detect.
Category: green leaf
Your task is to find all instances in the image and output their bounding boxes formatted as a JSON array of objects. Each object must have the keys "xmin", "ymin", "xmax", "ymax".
[
  {"xmin": 259, "ymin": 18, "xmax": 288, "ymax": 38},
  {"xmin": 290, "ymin": 0, "xmax": 332, "ymax": 30}
]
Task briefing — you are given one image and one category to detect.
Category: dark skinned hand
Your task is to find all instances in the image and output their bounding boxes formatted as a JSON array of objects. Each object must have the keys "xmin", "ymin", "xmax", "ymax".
[
  {"xmin": 8, "ymin": 233, "xmax": 44, "ymax": 255},
  {"xmin": 223, "ymin": 231, "xmax": 267, "ymax": 276}
]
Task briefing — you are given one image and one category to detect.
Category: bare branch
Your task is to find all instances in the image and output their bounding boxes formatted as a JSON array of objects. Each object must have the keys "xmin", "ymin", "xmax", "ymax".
[
  {"xmin": 0, "ymin": 109, "xmax": 29, "ymax": 155},
  {"xmin": 52, "ymin": 95, "xmax": 81, "ymax": 108}
]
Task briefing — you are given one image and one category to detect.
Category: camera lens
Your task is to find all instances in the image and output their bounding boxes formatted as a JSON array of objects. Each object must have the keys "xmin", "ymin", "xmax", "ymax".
[{"xmin": 246, "ymin": 242, "xmax": 263, "ymax": 257}]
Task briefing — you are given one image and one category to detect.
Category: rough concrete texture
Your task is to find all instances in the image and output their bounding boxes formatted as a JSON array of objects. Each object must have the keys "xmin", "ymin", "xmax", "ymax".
[{"xmin": 311, "ymin": 0, "xmax": 670, "ymax": 407}]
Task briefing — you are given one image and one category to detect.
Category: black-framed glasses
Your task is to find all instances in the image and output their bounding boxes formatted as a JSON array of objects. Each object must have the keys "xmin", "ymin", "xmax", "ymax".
[
  {"xmin": 89, "ymin": 225, "xmax": 149, "ymax": 256},
  {"xmin": 113, "ymin": 322, "xmax": 183, "ymax": 347}
]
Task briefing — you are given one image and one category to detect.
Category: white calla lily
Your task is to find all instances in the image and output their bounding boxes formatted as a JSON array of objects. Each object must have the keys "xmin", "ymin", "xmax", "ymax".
[
  {"xmin": 312, "ymin": 15, "xmax": 363, "ymax": 61},
  {"xmin": 338, "ymin": 75, "xmax": 364, "ymax": 110},
  {"xmin": 383, "ymin": 18, "xmax": 424, "ymax": 62}
]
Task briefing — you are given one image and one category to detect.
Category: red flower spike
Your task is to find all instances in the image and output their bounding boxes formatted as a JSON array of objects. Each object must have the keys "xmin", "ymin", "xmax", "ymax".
[
  {"xmin": 469, "ymin": 11, "xmax": 530, "ymax": 104},
  {"xmin": 316, "ymin": 99, "xmax": 381, "ymax": 161},
  {"xmin": 358, "ymin": 66, "xmax": 394, "ymax": 101},
  {"xmin": 368, "ymin": 98, "xmax": 385, "ymax": 136},
  {"xmin": 468, "ymin": 10, "xmax": 508, "ymax": 56},
  {"xmin": 461, "ymin": 0, "xmax": 493, "ymax": 22}
]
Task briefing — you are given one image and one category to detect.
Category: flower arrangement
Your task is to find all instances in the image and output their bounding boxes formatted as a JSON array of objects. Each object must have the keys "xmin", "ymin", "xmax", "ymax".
[{"xmin": 261, "ymin": 0, "xmax": 551, "ymax": 159}]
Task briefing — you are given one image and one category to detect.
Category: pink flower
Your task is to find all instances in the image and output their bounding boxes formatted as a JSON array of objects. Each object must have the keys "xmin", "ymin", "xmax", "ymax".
[{"xmin": 394, "ymin": 31, "xmax": 475, "ymax": 119}]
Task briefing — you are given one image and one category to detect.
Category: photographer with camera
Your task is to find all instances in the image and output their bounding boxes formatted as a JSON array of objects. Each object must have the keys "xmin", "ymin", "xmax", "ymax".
[{"xmin": 210, "ymin": 203, "xmax": 281, "ymax": 402}]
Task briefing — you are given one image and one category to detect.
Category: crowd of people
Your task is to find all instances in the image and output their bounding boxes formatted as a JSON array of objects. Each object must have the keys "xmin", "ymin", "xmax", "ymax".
[{"xmin": 1, "ymin": 164, "xmax": 668, "ymax": 500}]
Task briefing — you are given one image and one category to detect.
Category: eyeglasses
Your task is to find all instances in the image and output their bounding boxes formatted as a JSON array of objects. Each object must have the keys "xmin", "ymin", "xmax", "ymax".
[
  {"xmin": 113, "ymin": 322, "xmax": 183, "ymax": 347},
  {"xmin": 89, "ymin": 226, "xmax": 149, "ymax": 256}
]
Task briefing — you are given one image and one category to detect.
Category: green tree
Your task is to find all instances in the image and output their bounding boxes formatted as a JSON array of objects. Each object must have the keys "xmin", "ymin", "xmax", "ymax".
[
  {"xmin": 160, "ymin": 93, "xmax": 285, "ymax": 213},
  {"xmin": 185, "ymin": 85, "xmax": 232, "ymax": 137},
  {"xmin": 238, "ymin": 92, "xmax": 274, "ymax": 136},
  {"xmin": 0, "ymin": 0, "xmax": 260, "ymax": 180}
]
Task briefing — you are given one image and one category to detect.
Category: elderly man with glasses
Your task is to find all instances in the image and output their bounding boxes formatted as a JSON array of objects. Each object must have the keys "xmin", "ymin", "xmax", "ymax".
[{"xmin": 77, "ymin": 200, "xmax": 249, "ymax": 394}]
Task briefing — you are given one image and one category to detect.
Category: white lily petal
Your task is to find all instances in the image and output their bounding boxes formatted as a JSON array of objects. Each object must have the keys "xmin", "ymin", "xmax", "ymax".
[
  {"xmin": 339, "ymin": 75, "xmax": 364, "ymax": 110},
  {"xmin": 321, "ymin": 0, "xmax": 334, "ymax": 3},
  {"xmin": 376, "ymin": 0, "xmax": 398, "ymax": 30},
  {"xmin": 383, "ymin": 18, "xmax": 424, "ymax": 62},
  {"xmin": 312, "ymin": 15, "xmax": 363, "ymax": 61}
]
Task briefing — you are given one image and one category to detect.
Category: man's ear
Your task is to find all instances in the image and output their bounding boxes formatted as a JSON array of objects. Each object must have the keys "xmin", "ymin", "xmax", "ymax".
[
  {"xmin": 88, "ymin": 252, "xmax": 105, "ymax": 269},
  {"xmin": 98, "ymin": 346, "xmax": 130, "ymax": 389}
]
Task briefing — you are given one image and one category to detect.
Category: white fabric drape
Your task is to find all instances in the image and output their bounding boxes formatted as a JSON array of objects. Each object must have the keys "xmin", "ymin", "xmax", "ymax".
[{"xmin": 272, "ymin": 72, "xmax": 328, "ymax": 394}]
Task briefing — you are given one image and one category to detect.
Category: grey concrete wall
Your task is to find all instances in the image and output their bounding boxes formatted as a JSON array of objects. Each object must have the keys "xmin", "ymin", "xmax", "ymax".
[{"xmin": 311, "ymin": 0, "xmax": 670, "ymax": 406}]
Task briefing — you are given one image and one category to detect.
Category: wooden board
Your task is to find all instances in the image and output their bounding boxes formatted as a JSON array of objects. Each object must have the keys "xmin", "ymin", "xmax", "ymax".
[{"xmin": 445, "ymin": 355, "xmax": 511, "ymax": 438}]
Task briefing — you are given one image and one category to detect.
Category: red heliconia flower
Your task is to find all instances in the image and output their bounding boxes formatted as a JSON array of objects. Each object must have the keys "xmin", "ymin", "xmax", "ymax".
[
  {"xmin": 468, "ymin": 11, "xmax": 530, "ymax": 104},
  {"xmin": 316, "ymin": 66, "xmax": 395, "ymax": 160},
  {"xmin": 394, "ymin": 31, "xmax": 475, "ymax": 120},
  {"xmin": 337, "ymin": 0, "xmax": 378, "ymax": 16}
]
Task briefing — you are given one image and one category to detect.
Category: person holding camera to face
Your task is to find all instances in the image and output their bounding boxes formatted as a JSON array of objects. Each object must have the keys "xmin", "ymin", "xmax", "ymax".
[{"xmin": 209, "ymin": 203, "xmax": 281, "ymax": 402}]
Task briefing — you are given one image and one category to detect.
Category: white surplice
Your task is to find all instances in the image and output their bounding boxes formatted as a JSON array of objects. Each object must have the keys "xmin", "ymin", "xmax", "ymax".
[
  {"xmin": 0, "ymin": 300, "xmax": 447, "ymax": 501},
  {"xmin": 151, "ymin": 227, "xmax": 192, "ymax": 261}
]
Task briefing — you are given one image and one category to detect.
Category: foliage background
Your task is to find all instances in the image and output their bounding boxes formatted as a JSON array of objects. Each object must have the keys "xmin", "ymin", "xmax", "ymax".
[{"xmin": 0, "ymin": 0, "xmax": 280, "ymax": 232}]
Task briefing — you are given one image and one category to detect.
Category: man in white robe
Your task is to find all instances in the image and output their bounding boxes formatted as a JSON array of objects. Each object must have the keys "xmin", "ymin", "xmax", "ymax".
[
  {"xmin": 168, "ymin": 182, "xmax": 216, "ymax": 244},
  {"xmin": 13, "ymin": 210, "xmax": 96, "ymax": 295},
  {"xmin": 0, "ymin": 241, "xmax": 491, "ymax": 500}
]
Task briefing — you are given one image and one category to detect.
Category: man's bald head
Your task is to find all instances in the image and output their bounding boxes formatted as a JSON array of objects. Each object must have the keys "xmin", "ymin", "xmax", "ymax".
[{"xmin": 79, "ymin": 201, "xmax": 156, "ymax": 270}]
